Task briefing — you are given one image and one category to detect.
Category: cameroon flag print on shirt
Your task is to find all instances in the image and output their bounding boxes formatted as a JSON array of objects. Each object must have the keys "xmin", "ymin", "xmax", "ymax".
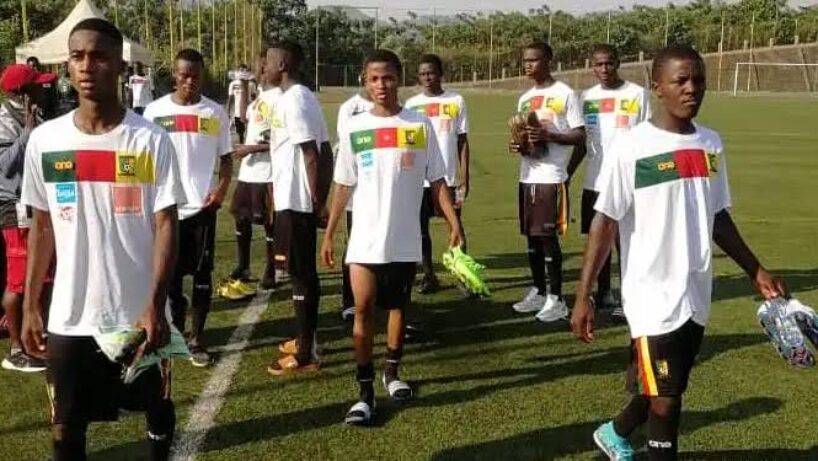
[
  {"xmin": 153, "ymin": 114, "xmax": 220, "ymax": 136},
  {"xmin": 410, "ymin": 103, "xmax": 459, "ymax": 119},
  {"xmin": 42, "ymin": 150, "xmax": 155, "ymax": 184},
  {"xmin": 635, "ymin": 149, "xmax": 718, "ymax": 189},
  {"xmin": 520, "ymin": 96, "xmax": 565, "ymax": 114},
  {"xmin": 349, "ymin": 125, "xmax": 427, "ymax": 154}
]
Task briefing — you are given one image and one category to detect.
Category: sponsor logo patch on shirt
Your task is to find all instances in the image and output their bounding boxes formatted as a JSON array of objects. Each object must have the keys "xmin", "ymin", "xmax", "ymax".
[
  {"xmin": 153, "ymin": 115, "xmax": 220, "ymax": 136},
  {"xmin": 55, "ymin": 183, "xmax": 77, "ymax": 204}
]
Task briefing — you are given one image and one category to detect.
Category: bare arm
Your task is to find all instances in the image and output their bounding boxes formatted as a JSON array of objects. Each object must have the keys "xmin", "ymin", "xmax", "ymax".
[
  {"xmin": 566, "ymin": 142, "xmax": 587, "ymax": 181},
  {"xmin": 320, "ymin": 184, "xmax": 352, "ymax": 268},
  {"xmin": 546, "ymin": 126, "xmax": 585, "ymax": 146},
  {"xmin": 300, "ymin": 140, "xmax": 323, "ymax": 210},
  {"xmin": 430, "ymin": 178, "xmax": 463, "ymax": 248},
  {"xmin": 21, "ymin": 208, "xmax": 55, "ymax": 359},
  {"xmin": 204, "ymin": 155, "xmax": 233, "ymax": 208},
  {"xmin": 457, "ymin": 133, "xmax": 471, "ymax": 197},
  {"xmin": 570, "ymin": 212, "xmax": 618, "ymax": 343},
  {"xmin": 713, "ymin": 209, "xmax": 786, "ymax": 299},
  {"xmin": 140, "ymin": 206, "xmax": 178, "ymax": 350},
  {"xmin": 232, "ymin": 143, "xmax": 269, "ymax": 160}
]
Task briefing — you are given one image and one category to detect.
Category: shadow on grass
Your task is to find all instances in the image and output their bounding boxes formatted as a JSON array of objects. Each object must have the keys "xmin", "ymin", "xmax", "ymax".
[
  {"xmin": 428, "ymin": 397, "xmax": 784, "ymax": 461},
  {"xmin": 712, "ymin": 268, "xmax": 818, "ymax": 302},
  {"xmin": 480, "ymin": 251, "xmax": 582, "ymax": 271}
]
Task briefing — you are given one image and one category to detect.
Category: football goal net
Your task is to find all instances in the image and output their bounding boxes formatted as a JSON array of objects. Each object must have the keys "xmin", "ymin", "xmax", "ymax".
[{"xmin": 732, "ymin": 62, "xmax": 818, "ymax": 95}]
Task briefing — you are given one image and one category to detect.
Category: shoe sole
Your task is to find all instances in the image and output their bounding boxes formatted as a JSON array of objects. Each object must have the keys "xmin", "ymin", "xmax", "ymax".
[
  {"xmin": 189, "ymin": 358, "xmax": 212, "ymax": 368},
  {"xmin": 513, "ymin": 304, "xmax": 543, "ymax": 313},
  {"xmin": 1, "ymin": 360, "xmax": 46, "ymax": 373},
  {"xmin": 592, "ymin": 430, "xmax": 615, "ymax": 460},
  {"xmin": 535, "ymin": 311, "xmax": 569, "ymax": 323}
]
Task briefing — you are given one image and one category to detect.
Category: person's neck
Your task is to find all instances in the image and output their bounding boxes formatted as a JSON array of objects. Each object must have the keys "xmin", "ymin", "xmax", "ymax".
[
  {"xmin": 423, "ymin": 86, "xmax": 444, "ymax": 97},
  {"xmin": 371, "ymin": 102, "xmax": 401, "ymax": 117},
  {"xmin": 533, "ymin": 74, "xmax": 555, "ymax": 89},
  {"xmin": 650, "ymin": 111, "xmax": 696, "ymax": 135},
  {"xmin": 74, "ymin": 99, "xmax": 126, "ymax": 135},
  {"xmin": 172, "ymin": 91, "xmax": 201, "ymax": 106},
  {"xmin": 601, "ymin": 78, "xmax": 625, "ymax": 90},
  {"xmin": 279, "ymin": 75, "xmax": 296, "ymax": 92}
]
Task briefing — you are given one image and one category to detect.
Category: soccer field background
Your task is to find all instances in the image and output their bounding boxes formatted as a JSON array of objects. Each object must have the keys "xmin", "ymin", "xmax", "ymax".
[{"xmin": 0, "ymin": 91, "xmax": 816, "ymax": 461}]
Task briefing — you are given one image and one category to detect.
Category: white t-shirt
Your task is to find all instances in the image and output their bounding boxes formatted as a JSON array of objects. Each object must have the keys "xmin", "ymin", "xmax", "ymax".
[
  {"xmin": 143, "ymin": 95, "xmax": 231, "ymax": 219},
  {"xmin": 516, "ymin": 81, "xmax": 584, "ymax": 184},
  {"xmin": 336, "ymin": 93, "xmax": 374, "ymax": 212},
  {"xmin": 270, "ymin": 84, "xmax": 329, "ymax": 213},
  {"xmin": 21, "ymin": 110, "xmax": 186, "ymax": 336},
  {"xmin": 335, "ymin": 109, "xmax": 445, "ymax": 264},
  {"xmin": 239, "ymin": 88, "xmax": 282, "ymax": 183},
  {"xmin": 228, "ymin": 79, "xmax": 256, "ymax": 119},
  {"xmin": 129, "ymin": 74, "xmax": 153, "ymax": 108},
  {"xmin": 405, "ymin": 90, "xmax": 468, "ymax": 187},
  {"xmin": 594, "ymin": 122, "xmax": 731, "ymax": 338},
  {"xmin": 581, "ymin": 81, "xmax": 651, "ymax": 191}
]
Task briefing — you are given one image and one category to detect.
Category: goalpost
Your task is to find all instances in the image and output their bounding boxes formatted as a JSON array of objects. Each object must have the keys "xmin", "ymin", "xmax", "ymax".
[{"xmin": 732, "ymin": 62, "xmax": 818, "ymax": 96}]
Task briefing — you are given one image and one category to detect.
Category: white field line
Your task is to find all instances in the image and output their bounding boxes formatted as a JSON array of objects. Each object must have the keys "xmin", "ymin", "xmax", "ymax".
[{"xmin": 170, "ymin": 291, "xmax": 271, "ymax": 461}]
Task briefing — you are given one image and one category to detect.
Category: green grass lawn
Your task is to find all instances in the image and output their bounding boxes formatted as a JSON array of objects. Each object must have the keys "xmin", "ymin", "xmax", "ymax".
[{"xmin": 1, "ymin": 91, "xmax": 817, "ymax": 461}]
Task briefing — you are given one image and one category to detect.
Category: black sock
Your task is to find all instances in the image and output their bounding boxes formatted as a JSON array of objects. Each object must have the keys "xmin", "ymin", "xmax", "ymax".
[
  {"xmin": 264, "ymin": 223, "xmax": 275, "ymax": 277},
  {"xmin": 385, "ymin": 347, "xmax": 403, "ymax": 383},
  {"xmin": 292, "ymin": 273, "xmax": 320, "ymax": 364},
  {"xmin": 647, "ymin": 396, "xmax": 682, "ymax": 461},
  {"xmin": 543, "ymin": 235, "xmax": 563, "ymax": 297},
  {"xmin": 190, "ymin": 273, "xmax": 212, "ymax": 346},
  {"xmin": 527, "ymin": 237, "xmax": 547, "ymax": 295},
  {"xmin": 613, "ymin": 395, "xmax": 650, "ymax": 438},
  {"xmin": 234, "ymin": 219, "xmax": 252, "ymax": 276},
  {"xmin": 52, "ymin": 424, "xmax": 87, "ymax": 461},
  {"xmin": 356, "ymin": 362, "xmax": 375, "ymax": 406},
  {"xmin": 147, "ymin": 400, "xmax": 176, "ymax": 461}
]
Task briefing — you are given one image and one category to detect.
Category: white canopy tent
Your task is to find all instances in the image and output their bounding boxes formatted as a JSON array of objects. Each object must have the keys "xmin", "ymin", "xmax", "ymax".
[{"xmin": 15, "ymin": 0, "xmax": 153, "ymax": 65}]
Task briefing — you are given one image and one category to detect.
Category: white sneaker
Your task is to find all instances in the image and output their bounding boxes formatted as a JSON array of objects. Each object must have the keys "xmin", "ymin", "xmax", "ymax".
[
  {"xmin": 535, "ymin": 295, "xmax": 568, "ymax": 323},
  {"xmin": 513, "ymin": 287, "xmax": 547, "ymax": 313}
]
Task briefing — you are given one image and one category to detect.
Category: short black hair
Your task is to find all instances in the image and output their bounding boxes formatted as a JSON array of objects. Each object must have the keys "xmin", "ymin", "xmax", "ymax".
[
  {"xmin": 590, "ymin": 43, "xmax": 618, "ymax": 61},
  {"xmin": 524, "ymin": 42, "xmax": 553, "ymax": 61},
  {"xmin": 363, "ymin": 49, "xmax": 402, "ymax": 76},
  {"xmin": 418, "ymin": 54, "xmax": 443, "ymax": 75},
  {"xmin": 175, "ymin": 48, "xmax": 205, "ymax": 66},
  {"xmin": 651, "ymin": 45, "xmax": 704, "ymax": 82},
  {"xmin": 26, "ymin": 56, "xmax": 40, "ymax": 65},
  {"xmin": 69, "ymin": 18, "xmax": 123, "ymax": 51},
  {"xmin": 267, "ymin": 40, "xmax": 305, "ymax": 71}
]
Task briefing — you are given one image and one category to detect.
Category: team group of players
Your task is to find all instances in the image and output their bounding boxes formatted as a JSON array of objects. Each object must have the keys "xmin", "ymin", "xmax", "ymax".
[{"xmin": 0, "ymin": 12, "xmax": 790, "ymax": 461}]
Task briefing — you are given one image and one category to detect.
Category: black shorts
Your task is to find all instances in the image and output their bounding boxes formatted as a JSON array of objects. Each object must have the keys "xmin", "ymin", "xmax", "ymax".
[
  {"xmin": 273, "ymin": 210, "xmax": 317, "ymax": 276},
  {"xmin": 421, "ymin": 186, "xmax": 460, "ymax": 220},
  {"xmin": 46, "ymin": 334, "xmax": 171, "ymax": 424},
  {"xmin": 626, "ymin": 319, "xmax": 705, "ymax": 397},
  {"xmin": 230, "ymin": 181, "xmax": 272, "ymax": 225},
  {"xmin": 581, "ymin": 189, "xmax": 600, "ymax": 234},
  {"xmin": 518, "ymin": 183, "xmax": 562, "ymax": 237},
  {"xmin": 177, "ymin": 207, "xmax": 217, "ymax": 276},
  {"xmin": 352, "ymin": 262, "xmax": 416, "ymax": 310}
]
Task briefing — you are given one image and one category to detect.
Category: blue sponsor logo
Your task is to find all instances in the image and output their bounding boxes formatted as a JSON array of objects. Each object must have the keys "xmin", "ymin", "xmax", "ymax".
[
  {"xmin": 55, "ymin": 183, "xmax": 77, "ymax": 204},
  {"xmin": 360, "ymin": 152, "xmax": 374, "ymax": 168},
  {"xmin": 585, "ymin": 114, "xmax": 599, "ymax": 126}
]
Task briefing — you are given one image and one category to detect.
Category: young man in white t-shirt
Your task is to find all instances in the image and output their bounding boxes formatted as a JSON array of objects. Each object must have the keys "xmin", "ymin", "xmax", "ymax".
[
  {"xmin": 405, "ymin": 54, "xmax": 470, "ymax": 295},
  {"xmin": 509, "ymin": 42, "xmax": 585, "ymax": 322},
  {"xmin": 21, "ymin": 19, "xmax": 184, "ymax": 461},
  {"xmin": 229, "ymin": 49, "xmax": 282, "ymax": 292},
  {"xmin": 128, "ymin": 61, "xmax": 153, "ymax": 115},
  {"xmin": 335, "ymin": 83, "xmax": 374, "ymax": 321},
  {"xmin": 570, "ymin": 46, "xmax": 787, "ymax": 461},
  {"xmin": 226, "ymin": 65, "xmax": 256, "ymax": 145},
  {"xmin": 321, "ymin": 50, "xmax": 462, "ymax": 426},
  {"xmin": 143, "ymin": 48, "xmax": 232, "ymax": 368},
  {"xmin": 265, "ymin": 41, "xmax": 332, "ymax": 376},
  {"xmin": 567, "ymin": 44, "xmax": 651, "ymax": 318}
]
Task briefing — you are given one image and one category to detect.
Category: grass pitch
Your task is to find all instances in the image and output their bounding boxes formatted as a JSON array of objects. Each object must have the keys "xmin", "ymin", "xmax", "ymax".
[{"xmin": 0, "ymin": 91, "xmax": 816, "ymax": 461}]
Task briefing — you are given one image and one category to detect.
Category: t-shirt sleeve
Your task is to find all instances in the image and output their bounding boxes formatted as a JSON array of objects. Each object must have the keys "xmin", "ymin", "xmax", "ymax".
[
  {"xmin": 20, "ymin": 134, "xmax": 48, "ymax": 211},
  {"xmin": 565, "ymin": 91, "xmax": 585, "ymax": 129},
  {"xmin": 141, "ymin": 103, "xmax": 155, "ymax": 122},
  {"xmin": 456, "ymin": 97, "xmax": 469, "ymax": 135},
  {"xmin": 710, "ymin": 137, "xmax": 732, "ymax": 214},
  {"xmin": 333, "ymin": 124, "xmax": 357, "ymax": 187},
  {"xmin": 285, "ymin": 90, "xmax": 323, "ymax": 145},
  {"xmin": 425, "ymin": 120, "xmax": 446, "ymax": 183},
  {"xmin": 594, "ymin": 137, "xmax": 634, "ymax": 221},
  {"xmin": 218, "ymin": 108, "xmax": 232, "ymax": 156},
  {"xmin": 153, "ymin": 133, "xmax": 186, "ymax": 213}
]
